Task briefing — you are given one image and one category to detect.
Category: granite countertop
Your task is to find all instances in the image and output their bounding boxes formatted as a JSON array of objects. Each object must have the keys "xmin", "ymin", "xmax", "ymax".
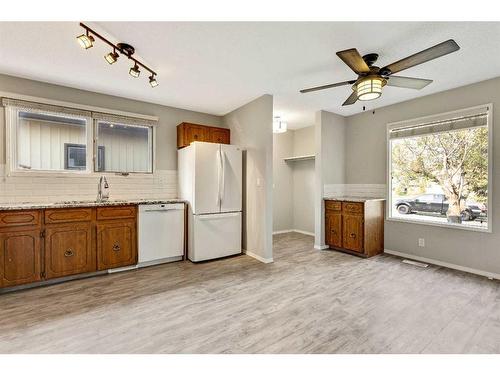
[
  {"xmin": 0, "ymin": 198, "xmax": 186, "ymax": 211},
  {"xmin": 323, "ymin": 196, "xmax": 386, "ymax": 202}
]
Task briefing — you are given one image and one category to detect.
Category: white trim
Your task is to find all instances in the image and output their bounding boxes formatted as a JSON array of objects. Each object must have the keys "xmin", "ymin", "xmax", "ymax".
[
  {"xmin": 244, "ymin": 250, "xmax": 273, "ymax": 264},
  {"xmin": 314, "ymin": 244, "xmax": 329, "ymax": 250},
  {"xmin": 386, "ymin": 103, "xmax": 493, "ymax": 233},
  {"xmin": 386, "ymin": 217, "xmax": 490, "ymax": 233},
  {"xmin": 273, "ymin": 229, "xmax": 314, "ymax": 236},
  {"xmin": 273, "ymin": 229, "xmax": 293, "ymax": 235},
  {"xmin": 384, "ymin": 249, "xmax": 500, "ymax": 281},
  {"xmin": 293, "ymin": 229, "xmax": 314, "ymax": 236},
  {"xmin": 0, "ymin": 90, "xmax": 158, "ymax": 121}
]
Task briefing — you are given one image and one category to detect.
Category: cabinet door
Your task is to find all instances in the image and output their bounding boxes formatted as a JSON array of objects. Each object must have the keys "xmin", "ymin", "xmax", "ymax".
[
  {"xmin": 96, "ymin": 220, "xmax": 137, "ymax": 270},
  {"xmin": 342, "ymin": 215, "xmax": 364, "ymax": 253},
  {"xmin": 326, "ymin": 213, "xmax": 342, "ymax": 248},
  {"xmin": 45, "ymin": 223, "xmax": 95, "ymax": 279},
  {"xmin": 185, "ymin": 124, "xmax": 208, "ymax": 145},
  {"xmin": 0, "ymin": 229, "xmax": 41, "ymax": 287},
  {"xmin": 208, "ymin": 127, "xmax": 230, "ymax": 144}
]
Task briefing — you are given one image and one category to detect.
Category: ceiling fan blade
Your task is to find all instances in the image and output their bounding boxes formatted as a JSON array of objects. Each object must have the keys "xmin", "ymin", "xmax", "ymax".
[
  {"xmin": 300, "ymin": 80, "xmax": 355, "ymax": 94},
  {"xmin": 382, "ymin": 39, "xmax": 460, "ymax": 75},
  {"xmin": 387, "ymin": 76, "xmax": 433, "ymax": 90},
  {"xmin": 336, "ymin": 48, "xmax": 371, "ymax": 74},
  {"xmin": 342, "ymin": 91, "xmax": 358, "ymax": 106}
]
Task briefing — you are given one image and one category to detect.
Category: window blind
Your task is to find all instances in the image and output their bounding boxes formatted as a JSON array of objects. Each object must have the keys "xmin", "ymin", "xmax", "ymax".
[{"xmin": 389, "ymin": 111, "xmax": 488, "ymax": 140}]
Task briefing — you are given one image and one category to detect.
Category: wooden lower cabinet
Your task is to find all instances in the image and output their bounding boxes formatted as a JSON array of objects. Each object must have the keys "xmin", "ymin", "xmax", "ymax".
[
  {"xmin": 96, "ymin": 220, "xmax": 137, "ymax": 271},
  {"xmin": 326, "ymin": 213, "xmax": 342, "ymax": 248},
  {"xmin": 0, "ymin": 204, "xmax": 139, "ymax": 289},
  {"xmin": 44, "ymin": 222, "xmax": 95, "ymax": 279},
  {"xmin": 325, "ymin": 199, "xmax": 384, "ymax": 258},
  {"xmin": 0, "ymin": 228, "xmax": 41, "ymax": 287}
]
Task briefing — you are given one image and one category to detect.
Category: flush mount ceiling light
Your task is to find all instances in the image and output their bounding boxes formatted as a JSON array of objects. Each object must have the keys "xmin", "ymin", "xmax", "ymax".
[
  {"xmin": 273, "ymin": 116, "xmax": 287, "ymax": 134},
  {"xmin": 77, "ymin": 22, "xmax": 158, "ymax": 88}
]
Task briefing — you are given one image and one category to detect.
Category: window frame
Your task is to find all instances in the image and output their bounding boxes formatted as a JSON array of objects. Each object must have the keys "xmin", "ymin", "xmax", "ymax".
[
  {"xmin": 5, "ymin": 106, "xmax": 93, "ymax": 176},
  {"xmin": 386, "ymin": 103, "xmax": 493, "ymax": 233},
  {"xmin": 3, "ymin": 94, "xmax": 158, "ymax": 177},
  {"xmin": 93, "ymin": 119, "xmax": 155, "ymax": 175}
]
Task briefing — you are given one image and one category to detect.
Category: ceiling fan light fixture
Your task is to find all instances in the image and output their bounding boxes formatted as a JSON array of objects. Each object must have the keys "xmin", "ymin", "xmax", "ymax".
[
  {"xmin": 356, "ymin": 76, "xmax": 384, "ymax": 101},
  {"xmin": 77, "ymin": 31, "xmax": 95, "ymax": 49},
  {"xmin": 273, "ymin": 117, "xmax": 287, "ymax": 134}
]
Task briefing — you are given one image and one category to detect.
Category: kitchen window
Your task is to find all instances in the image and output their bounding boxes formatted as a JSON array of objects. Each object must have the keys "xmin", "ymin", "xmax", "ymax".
[
  {"xmin": 387, "ymin": 104, "xmax": 492, "ymax": 232},
  {"xmin": 3, "ymin": 98, "xmax": 157, "ymax": 175}
]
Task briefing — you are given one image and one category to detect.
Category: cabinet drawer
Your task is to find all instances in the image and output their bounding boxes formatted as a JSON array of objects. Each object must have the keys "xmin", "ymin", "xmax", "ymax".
[
  {"xmin": 0, "ymin": 210, "xmax": 41, "ymax": 228},
  {"xmin": 325, "ymin": 200, "xmax": 341, "ymax": 211},
  {"xmin": 97, "ymin": 205, "xmax": 136, "ymax": 220},
  {"xmin": 342, "ymin": 202, "xmax": 364, "ymax": 215},
  {"xmin": 45, "ymin": 208, "xmax": 93, "ymax": 224}
]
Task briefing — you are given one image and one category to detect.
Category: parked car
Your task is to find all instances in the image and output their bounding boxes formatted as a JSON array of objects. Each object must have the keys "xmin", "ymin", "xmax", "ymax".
[{"xmin": 395, "ymin": 194, "xmax": 483, "ymax": 221}]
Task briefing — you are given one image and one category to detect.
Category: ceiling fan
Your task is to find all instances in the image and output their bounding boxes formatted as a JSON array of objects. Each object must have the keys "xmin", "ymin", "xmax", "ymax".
[{"xmin": 299, "ymin": 39, "xmax": 460, "ymax": 106}]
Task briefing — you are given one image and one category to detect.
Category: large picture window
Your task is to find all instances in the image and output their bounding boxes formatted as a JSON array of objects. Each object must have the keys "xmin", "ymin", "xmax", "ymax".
[{"xmin": 388, "ymin": 105, "xmax": 492, "ymax": 231}]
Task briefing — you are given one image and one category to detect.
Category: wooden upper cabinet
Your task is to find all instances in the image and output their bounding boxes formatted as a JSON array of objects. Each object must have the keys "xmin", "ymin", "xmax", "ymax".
[
  {"xmin": 0, "ymin": 229, "xmax": 41, "ymax": 287},
  {"xmin": 177, "ymin": 122, "xmax": 230, "ymax": 149},
  {"xmin": 44, "ymin": 222, "xmax": 95, "ymax": 279},
  {"xmin": 96, "ymin": 220, "xmax": 137, "ymax": 271}
]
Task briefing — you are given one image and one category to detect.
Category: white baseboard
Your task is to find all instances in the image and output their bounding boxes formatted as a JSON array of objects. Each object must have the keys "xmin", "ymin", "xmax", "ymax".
[
  {"xmin": 273, "ymin": 229, "xmax": 293, "ymax": 235},
  {"xmin": 314, "ymin": 244, "xmax": 329, "ymax": 250},
  {"xmin": 273, "ymin": 229, "xmax": 314, "ymax": 236},
  {"xmin": 244, "ymin": 250, "xmax": 274, "ymax": 264},
  {"xmin": 384, "ymin": 249, "xmax": 500, "ymax": 281}
]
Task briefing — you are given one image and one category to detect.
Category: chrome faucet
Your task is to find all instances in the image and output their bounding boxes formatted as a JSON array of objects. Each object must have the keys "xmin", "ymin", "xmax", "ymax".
[{"xmin": 97, "ymin": 176, "xmax": 110, "ymax": 202}]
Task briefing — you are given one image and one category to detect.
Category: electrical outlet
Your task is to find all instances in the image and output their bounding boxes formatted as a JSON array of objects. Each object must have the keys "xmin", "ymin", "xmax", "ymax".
[{"xmin": 418, "ymin": 238, "xmax": 425, "ymax": 247}]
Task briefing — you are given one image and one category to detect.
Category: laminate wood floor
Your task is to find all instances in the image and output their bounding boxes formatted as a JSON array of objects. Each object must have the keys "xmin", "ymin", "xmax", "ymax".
[{"xmin": 1, "ymin": 232, "xmax": 499, "ymax": 353}]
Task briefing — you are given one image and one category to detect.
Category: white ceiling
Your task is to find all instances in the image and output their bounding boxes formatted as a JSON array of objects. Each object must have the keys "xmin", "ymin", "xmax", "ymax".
[{"xmin": 1, "ymin": 22, "xmax": 500, "ymax": 129}]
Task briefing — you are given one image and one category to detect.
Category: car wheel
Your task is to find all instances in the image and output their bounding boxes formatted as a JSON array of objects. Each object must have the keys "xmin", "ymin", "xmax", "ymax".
[
  {"xmin": 461, "ymin": 210, "xmax": 472, "ymax": 221},
  {"xmin": 397, "ymin": 205, "xmax": 410, "ymax": 214}
]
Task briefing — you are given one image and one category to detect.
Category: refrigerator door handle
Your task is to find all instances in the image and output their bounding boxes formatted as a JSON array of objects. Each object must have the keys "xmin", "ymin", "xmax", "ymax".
[
  {"xmin": 197, "ymin": 212, "xmax": 240, "ymax": 220},
  {"xmin": 220, "ymin": 149, "xmax": 226, "ymax": 205},
  {"xmin": 216, "ymin": 147, "xmax": 222, "ymax": 207}
]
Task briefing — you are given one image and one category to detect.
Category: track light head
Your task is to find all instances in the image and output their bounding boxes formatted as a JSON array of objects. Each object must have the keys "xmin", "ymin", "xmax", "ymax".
[
  {"xmin": 104, "ymin": 50, "xmax": 119, "ymax": 65},
  {"xmin": 77, "ymin": 31, "xmax": 95, "ymax": 49},
  {"xmin": 149, "ymin": 74, "xmax": 159, "ymax": 88},
  {"xmin": 129, "ymin": 64, "xmax": 140, "ymax": 78}
]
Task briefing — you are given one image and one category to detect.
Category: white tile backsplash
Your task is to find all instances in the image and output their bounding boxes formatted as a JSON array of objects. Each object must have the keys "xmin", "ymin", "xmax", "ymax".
[
  {"xmin": 324, "ymin": 183, "xmax": 386, "ymax": 198},
  {"xmin": 0, "ymin": 164, "xmax": 177, "ymax": 204}
]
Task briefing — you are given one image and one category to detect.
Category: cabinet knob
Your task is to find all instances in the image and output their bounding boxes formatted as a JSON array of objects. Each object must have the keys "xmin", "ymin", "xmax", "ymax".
[
  {"xmin": 64, "ymin": 249, "xmax": 74, "ymax": 257},
  {"xmin": 113, "ymin": 242, "xmax": 121, "ymax": 252},
  {"xmin": 350, "ymin": 233, "xmax": 356, "ymax": 238},
  {"xmin": 194, "ymin": 134, "xmax": 198, "ymax": 139}
]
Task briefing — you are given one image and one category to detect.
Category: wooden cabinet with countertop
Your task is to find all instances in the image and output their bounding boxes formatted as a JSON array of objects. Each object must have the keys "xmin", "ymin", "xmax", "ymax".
[
  {"xmin": 0, "ymin": 204, "xmax": 139, "ymax": 290},
  {"xmin": 325, "ymin": 199, "xmax": 384, "ymax": 258}
]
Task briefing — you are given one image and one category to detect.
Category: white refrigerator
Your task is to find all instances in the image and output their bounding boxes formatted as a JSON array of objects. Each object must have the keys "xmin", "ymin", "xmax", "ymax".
[{"xmin": 178, "ymin": 141, "xmax": 243, "ymax": 262}]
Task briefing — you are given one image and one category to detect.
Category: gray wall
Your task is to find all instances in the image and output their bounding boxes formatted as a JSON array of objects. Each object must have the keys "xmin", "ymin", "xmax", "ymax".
[
  {"xmin": 273, "ymin": 126, "xmax": 315, "ymax": 234},
  {"xmin": 0, "ymin": 74, "xmax": 222, "ymax": 170},
  {"xmin": 273, "ymin": 131, "xmax": 293, "ymax": 232},
  {"xmin": 345, "ymin": 77, "xmax": 500, "ymax": 274},
  {"xmin": 314, "ymin": 110, "xmax": 347, "ymax": 248},
  {"xmin": 223, "ymin": 95, "xmax": 274, "ymax": 261}
]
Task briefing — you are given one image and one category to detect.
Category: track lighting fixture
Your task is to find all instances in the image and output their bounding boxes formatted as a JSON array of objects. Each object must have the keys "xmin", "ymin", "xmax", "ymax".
[
  {"xmin": 104, "ymin": 49, "xmax": 119, "ymax": 65},
  {"xmin": 77, "ymin": 30, "xmax": 95, "ymax": 49},
  {"xmin": 129, "ymin": 63, "xmax": 140, "ymax": 78},
  {"xmin": 149, "ymin": 74, "xmax": 159, "ymax": 87},
  {"xmin": 77, "ymin": 22, "xmax": 158, "ymax": 88}
]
